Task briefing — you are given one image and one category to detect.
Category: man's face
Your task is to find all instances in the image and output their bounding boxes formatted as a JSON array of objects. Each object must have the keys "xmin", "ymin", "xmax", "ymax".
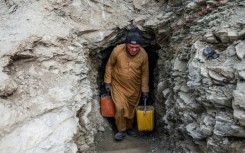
[{"xmin": 126, "ymin": 43, "xmax": 141, "ymax": 56}]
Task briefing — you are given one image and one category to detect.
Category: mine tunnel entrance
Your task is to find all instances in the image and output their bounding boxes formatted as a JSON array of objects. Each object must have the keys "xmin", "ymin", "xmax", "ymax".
[
  {"xmin": 94, "ymin": 38, "xmax": 165, "ymax": 152},
  {"xmin": 97, "ymin": 41, "xmax": 160, "ymax": 132},
  {"xmin": 91, "ymin": 28, "xmax": 175, "ymax": 152}
]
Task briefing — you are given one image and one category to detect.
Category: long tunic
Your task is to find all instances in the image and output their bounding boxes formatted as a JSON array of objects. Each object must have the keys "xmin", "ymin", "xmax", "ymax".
[{"xmin": 104, "ymin": 44, "xmax": 149, "ymax": 121}]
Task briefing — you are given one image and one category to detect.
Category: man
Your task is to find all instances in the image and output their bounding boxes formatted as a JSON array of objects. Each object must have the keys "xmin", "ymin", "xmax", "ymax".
[{"xmin": 104, "ymin": 29, "xmax": 149, "ymax": 141}]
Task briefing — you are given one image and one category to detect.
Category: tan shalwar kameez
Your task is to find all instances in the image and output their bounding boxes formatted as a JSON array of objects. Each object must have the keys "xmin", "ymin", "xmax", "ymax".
[{"xmin": 104, "ymin": 44, "xmax": 149, "ymax": 132}]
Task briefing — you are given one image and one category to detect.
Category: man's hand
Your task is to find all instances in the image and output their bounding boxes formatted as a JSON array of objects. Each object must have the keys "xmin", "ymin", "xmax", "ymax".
[
  {"xmin": 142, "ymin": 92, "xmax": 149, "ymax": 100},
  {"xmin": 105, "ymin": 83, "xmax": 111, "ymax": 91}
]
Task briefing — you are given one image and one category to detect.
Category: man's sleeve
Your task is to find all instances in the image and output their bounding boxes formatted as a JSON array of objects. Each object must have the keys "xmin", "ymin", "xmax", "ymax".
[
  {"xmin": 141, "ymin": 53, "xmax": 149, "ymax": 92},
  {"xmin": 104, "ymin": 48, "xmax": 117, "ymax": 84}
]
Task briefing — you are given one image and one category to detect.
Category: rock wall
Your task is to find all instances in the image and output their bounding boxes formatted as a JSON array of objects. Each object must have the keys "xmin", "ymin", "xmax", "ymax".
[
  {"xmin": 1, "ymin": 0, "xmax": 245, "ymax": 152},
  {"xmin": 0, "ymin": 0, "xmax": 157, "ymax": 152},
  {"xmin": 158, "ymin": 0, "xmax": 245, "ymax": 152},
  {"xmin": 0, "ymin": 0, "xmax": 105, "ymax": 152}
]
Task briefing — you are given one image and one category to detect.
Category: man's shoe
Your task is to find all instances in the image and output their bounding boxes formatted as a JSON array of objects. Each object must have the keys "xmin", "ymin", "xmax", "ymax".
[
  {"xmin": 127, "ymin": 129, "xmax": 138, "ymax": 137},
  {"xmin": 114, "ymin": 132, "xmax": 126, "ymax": 141}
]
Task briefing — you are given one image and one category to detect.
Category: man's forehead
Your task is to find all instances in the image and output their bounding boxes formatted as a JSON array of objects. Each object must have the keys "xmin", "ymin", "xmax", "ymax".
[{"xmin": 127, "ymin": 44, "xmax": 141, "ymax": 47}]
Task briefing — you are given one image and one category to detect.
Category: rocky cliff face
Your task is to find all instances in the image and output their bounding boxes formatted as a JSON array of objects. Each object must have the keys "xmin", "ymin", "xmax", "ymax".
[
  {"xmin": 0, "ymin": 0, "xmax": 245, "ymax": 152},
  {"xmin": 160, "ymin": 1, "xmax": 245, "ymax": 152}
]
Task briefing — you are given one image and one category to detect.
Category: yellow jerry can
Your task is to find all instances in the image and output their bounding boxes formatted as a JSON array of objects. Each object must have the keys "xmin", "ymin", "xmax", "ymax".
[{"xmin": 136, "ymin": 99, "xmax": 154, "ymax": 131}]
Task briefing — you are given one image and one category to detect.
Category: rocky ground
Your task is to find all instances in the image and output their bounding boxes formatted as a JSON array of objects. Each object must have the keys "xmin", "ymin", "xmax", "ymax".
[{"xmin": 95, "ymin": 127, "xmax": 171, "ymax": 153}]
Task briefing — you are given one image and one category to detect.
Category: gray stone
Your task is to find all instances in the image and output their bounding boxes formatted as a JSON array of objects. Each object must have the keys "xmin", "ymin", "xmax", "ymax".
[
  {"xmin": 230, "ymin": 141, "xmax": 245, "ymax": 153},
  {"xmin": 234, "ymin": 61, "xmax": 245, "ymax": 71},
  {"xmin": 235, "ymin": 41, "xmax": 245, "ymax": 60},
  {"xmin": 232, "ymin": 83, "xmax": 245, "ymax": 125},
  {"xmin": 180, "ymin": 85, "xmax": 189, "ymax": 93},
  {"xmin": 225, "ymin": 45, "xmax": 236, "ymax": 57},
  {"xmin": 186, "ymin": 123, "xmax": 205, "ymax": 140},
  {"xmin": 187, "ymin": 61, "xmax": 202, "ymax": 88},
  {"xmin": 162, "ymin": 88, "xmax": 170, "ymax": 98},
  {"xmin": 204, "ymin": 86, "xmax": 233, "ymax": 108},
  {"xmin": 203, "ymin": 33, "xmax": 219, "ymax": 44},
  {"xmin": 208, "ymin": 70, "xmax": 226, "ymax": 82},
  {"xmin": 208, "ymin": 66, "xmax": 235, "ymax": 80},
  {"xmin": 214, "ymin": 112, "xmax": 245, "ymax": 137},
  {"xmin": 233, "ymin": 109, "xmax": 245, "ymax": 126},
  {"xmin": 207, "ymin": 137, "xmax": 230, "ymax": 153},
  {"xmin": 133, "ymin": 0, "xmax": 150, "ymax": 10},
  {"xmin": 157, "ymin": 81, "xmax": 169, "ymax": 94},
  {"xmin": 214, "ymin": 30, "xmax": 229, "ymax": 43},
  {"xmin": 238, "ymin": 28, "xmax": 245, "ymax": 38},
  {"xmin": 187, "ymin": 114, "xmax": 216, "ymax": 139},
  {"xmin": 173, "ymin": 57, "xmax": 187, "ymax": 71},
  {"xmin": 0, "ymin": 73, "xmax": 17, "ymax": 97},
  {"xmin": 144, "ymin": 12, "xmax": 173, "ymax": 28},
  {"xmin": 177, "ymin": 92, "xmax": 202, "ymax": 111},
  {"xmin": 98, "ymin": 126, "xmax": 105, "ymax": 132},
  {"xmin": 228, "ymin": 29, "xmax": 240, "ymax": 42},
  {"xmin": 238, "ymin": 71, "xmax": 245, "ymax": 79}
]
